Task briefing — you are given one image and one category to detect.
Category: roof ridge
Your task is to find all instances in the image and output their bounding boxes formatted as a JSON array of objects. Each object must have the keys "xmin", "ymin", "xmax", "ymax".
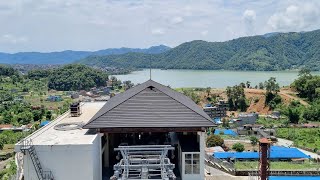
[
  {"xmin": 84, "ymin": 80, "xmax": 214, "ymax": 129},
  {"xmin": 84, "ymin": 81, "xmax": 151, "ymax": 127},
  {"xmin": 149, "ymin": 81, "xmax": 213, "ymax": 123}
]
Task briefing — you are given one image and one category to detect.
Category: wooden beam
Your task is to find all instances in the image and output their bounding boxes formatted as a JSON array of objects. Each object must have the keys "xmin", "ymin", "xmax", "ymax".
[{"xmin": 99, "ymin": 127, "xmax": 205, "ymax": 133}]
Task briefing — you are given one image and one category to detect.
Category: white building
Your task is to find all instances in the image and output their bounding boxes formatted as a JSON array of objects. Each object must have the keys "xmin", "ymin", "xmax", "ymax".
[{"xmin": 15, "ymin": 80, "xmax": 215, "ymax": 180}]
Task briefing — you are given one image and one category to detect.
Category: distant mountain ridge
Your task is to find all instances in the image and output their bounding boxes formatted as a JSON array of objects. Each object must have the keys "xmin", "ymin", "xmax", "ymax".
[
  {"xmin": 79, "ymin": 29, "xmax": 320, "ymax": 71},
  {"xmin": 0, "ymin": 45, "xmax": 170, "ymax": 64}
]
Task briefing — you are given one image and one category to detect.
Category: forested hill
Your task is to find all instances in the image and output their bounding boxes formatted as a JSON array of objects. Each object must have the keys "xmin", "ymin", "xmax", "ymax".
[
  {"xmin": 0, "ymin": 45, "xmax": 170, "ymax": 64},
  {"xmin": 79, "ymin": 29, "xmax": 320, "ymax": 71}
]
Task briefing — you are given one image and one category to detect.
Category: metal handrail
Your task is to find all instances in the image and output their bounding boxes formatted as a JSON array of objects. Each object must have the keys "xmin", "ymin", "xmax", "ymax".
[{"xmin": 20, "ymin": 139, "xmax": 55, "ymax": 180}]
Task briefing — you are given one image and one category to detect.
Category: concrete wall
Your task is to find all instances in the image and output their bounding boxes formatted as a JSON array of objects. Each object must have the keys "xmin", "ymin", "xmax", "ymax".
[
  {"xmin": 23, "ymin": 135, "xmax": 101, "ymax": 180},
  {"xmin": 92, "ymin": 135, "xmax": 102, "ymax": 180},
  {"xmin": 180, "ymin": 131, "xmax": 205, "ymax": 180}
]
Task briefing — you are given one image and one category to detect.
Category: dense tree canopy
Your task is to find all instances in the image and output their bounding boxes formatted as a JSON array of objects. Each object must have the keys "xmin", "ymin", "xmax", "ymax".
[
  {"xmin": 292, "ymin": 70, "xmax": 320, "ymax": 101},
  {"xmin": 0, "ymin": 65, "xmax": 19, "ymax": 76},
  {"xmin": 226, "ymin": 84, "xmax": 248, "ymax": 111},
  {"xmin": 47, "ymin": 64, "xmax": 108, "ymax": 91},
  {"xmin": 79, "ymin": 29, "xmax": 320, "ymax": 71}
]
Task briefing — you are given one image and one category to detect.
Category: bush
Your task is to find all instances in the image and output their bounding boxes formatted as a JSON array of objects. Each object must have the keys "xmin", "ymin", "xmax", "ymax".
[
  {"xmin": 206, "ymin": 135, "xmax": 224, "ymax": 147},
  {"xmin": 232, "ymin": 143, "xmax": 245, "ymax": 152},
  {"xmin": 250, "ymin": 136, "xmax": 258, "ymax": 146}
]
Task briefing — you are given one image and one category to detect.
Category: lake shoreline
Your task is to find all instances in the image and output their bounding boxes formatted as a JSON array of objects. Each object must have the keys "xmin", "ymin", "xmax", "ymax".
[{"xmin": 113, "ymin": 69, "xmax": 320, "ymax": 88}]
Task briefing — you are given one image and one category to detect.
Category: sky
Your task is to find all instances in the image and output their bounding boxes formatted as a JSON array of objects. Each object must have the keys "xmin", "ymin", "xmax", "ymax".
[{"xmin": 0, "ymin": 0, "xmax": 320, "ymax": 53}]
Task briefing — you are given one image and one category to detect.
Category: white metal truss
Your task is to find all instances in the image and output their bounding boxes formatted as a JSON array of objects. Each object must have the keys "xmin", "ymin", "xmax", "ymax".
[{"xmin": 111, "ymin": 145, "xmax": 176, "ymax": 180}]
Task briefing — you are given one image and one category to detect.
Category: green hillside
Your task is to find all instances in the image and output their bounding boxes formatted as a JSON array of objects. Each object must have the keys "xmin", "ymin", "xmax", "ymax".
[{"xmin": 79, "ymin": 29, "xmax": 320, "ymax": 71}]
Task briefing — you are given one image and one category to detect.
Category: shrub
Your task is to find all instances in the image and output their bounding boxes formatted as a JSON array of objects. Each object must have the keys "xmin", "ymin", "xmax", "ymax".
[
  {"xmin": 250, "ymin": 136, "xmax": 258, "ymax": 146},
  {"xmin": 206, "ymin": 135, "xmax": 224, "ymax": 147},
  {"xmin": 232, "ymin": 143, "xmax": 245, "ymax": 152}
]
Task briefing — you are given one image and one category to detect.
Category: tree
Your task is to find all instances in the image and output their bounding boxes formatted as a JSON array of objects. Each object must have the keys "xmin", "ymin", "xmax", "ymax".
[
  {"xmin": 303, "ymin": 101, "xmax": 320, "ymax": 121},
  {"xmin": 288, "ymin": 108, "xmax": 300, "ymax": 124},
  {"xmin": 259, "ymin": 82, "xmax": 264, "ymax": 89},
  {"xmin": 32, "ymin": 110, "xmax": 42, "ymax": 121},
  {"xmin": 17, "ymin": 111, "xmax": 34, "ymax": 125},
  {"xmin": 265, "ymin": 77, "xmax": 280, "ymax": 93},
  {"xmin": 240, "ymin": 82, "xmax": 246, "ymax": 88},
  {"xmin": 222, "ymin": 118, "xmax": 229, "ymax": 128},
  {"xmin": 206, "ymin": 135, "xmax": 224, "ymax": 147},
  {"xmin": 205, "ymin": 87, "xmax": 211, "ymax": 96},
  {"xmin": 2, "ymin": 111, "xmax": 13, "ymax": 124},
  {"xmin": 47, "ymin": 64, "xmax": 108, "ymax": 91},
  {"xmin": 250, "ymin": 136, "xmax": 258, "ymax": 146},
  {"xmin": 232, "ymin": 143, "xmax": 245, "ymax": 152},
  {"xmin": 182, "ymin": 89, "xmax": 200, "ymax": 104},
  {"xmin": 123, "ymin": 81, "xmax": 134, "ymax": 90},
  {"xmin": 264, "ymin": 77, "xmax": 281, "ymax": 109},
  {"xmin": 298, "ymin": 68, "xmax": 311, "ymax": 77},
  {"xmin": 45, "ymin": 111, "xmax": 52, "ymax": 120},
  {"xmin": 238, "ymin": 97, "xmax": 248, "ymax": 112},
  {"xmin": 226, "ymin": 84, "xmax": 247, "ymax": 111},
  {"xmin": 0, "ymin": 138, "xmax": 4, "ymax": 150},
  {"xmin": 246, "ymin": 81, "xmax": 251, "ymax": 88}
]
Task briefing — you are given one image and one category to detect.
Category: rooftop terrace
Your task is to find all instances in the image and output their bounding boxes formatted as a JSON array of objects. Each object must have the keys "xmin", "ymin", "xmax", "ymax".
[{"xmin": 15, "ymin": 102, "xmax": 106, "ymax": 149}]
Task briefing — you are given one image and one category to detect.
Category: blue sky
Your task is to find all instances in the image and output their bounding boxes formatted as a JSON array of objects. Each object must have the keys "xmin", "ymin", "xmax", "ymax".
[{"xmin": 0, "ymin": 0, "xmax": 320, "ymax": 53}]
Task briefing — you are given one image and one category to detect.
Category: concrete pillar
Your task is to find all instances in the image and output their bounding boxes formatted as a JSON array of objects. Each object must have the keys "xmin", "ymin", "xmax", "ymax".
[
  {"xmin": 198, "ymin": 131, "xmax": 205, "ymax": 180},
  {"xmin": 103, "ymin": 133, "xmax": 109, "ymax": 167}
]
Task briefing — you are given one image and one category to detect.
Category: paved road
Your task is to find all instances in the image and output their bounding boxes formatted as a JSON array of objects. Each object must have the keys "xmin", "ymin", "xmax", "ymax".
[
  {"xmin": 276, "ymin": 138, "xmax": 320, "ymax": 159},
  {"xmin": 205, "ymin": 165, "xmax": 248, "ymax": 180}
]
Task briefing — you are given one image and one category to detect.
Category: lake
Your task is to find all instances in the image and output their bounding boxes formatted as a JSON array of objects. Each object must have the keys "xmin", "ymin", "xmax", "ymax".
[{"xmin": 114, "ymin": 69, "xmax": 320, "ymax": 88}]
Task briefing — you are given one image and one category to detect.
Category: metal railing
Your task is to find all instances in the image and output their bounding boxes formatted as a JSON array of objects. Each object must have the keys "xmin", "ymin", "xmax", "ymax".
[
  {"xmin": 205, "ymin": 153, "xmax": 235, "ymax": 172},
  {"xmin": 20, "ymin": 139, "xmax": 54, "ymax": 180}
]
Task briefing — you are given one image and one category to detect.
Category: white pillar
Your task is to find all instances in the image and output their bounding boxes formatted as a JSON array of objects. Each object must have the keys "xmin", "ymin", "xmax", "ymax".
[{"xmin": 198, "ymin": 131, "xmax": 205, "ymax": 180}]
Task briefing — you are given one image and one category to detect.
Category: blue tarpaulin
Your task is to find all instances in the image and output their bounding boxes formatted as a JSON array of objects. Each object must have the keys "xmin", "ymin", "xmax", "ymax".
[
  {"xmin": 214, "ymin": 129, "xmax": 238, "ymax": 136},
  {"xmin": 214, "ymin": 146, "xmax": 310, "ymax": 159},
  {"xmin": 40, "ymin": 120, "xmax": 50, "ymax": 127}
]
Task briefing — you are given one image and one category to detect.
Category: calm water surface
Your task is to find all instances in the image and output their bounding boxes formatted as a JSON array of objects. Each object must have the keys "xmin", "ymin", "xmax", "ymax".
[{"xmin": 114, "ymin": 69, "xmax": 320, "ymax": 88}]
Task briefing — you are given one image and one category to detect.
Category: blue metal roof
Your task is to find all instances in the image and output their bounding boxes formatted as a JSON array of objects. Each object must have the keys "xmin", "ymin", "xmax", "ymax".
[
  {"xmin": 214, "ymin": 129, "xmax": 238, "ymax": 136},
  {"xmin": 214, "ymin": 146, "xmax": 310, "ymax": 159}
]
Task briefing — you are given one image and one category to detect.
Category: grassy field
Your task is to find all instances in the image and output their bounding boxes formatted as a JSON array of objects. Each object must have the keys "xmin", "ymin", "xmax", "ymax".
[
  {"xmin": 256, "ymin": 117, "xmax": 289, "ymax": 128},
  {"xmin": 276, "ymin": 128, "xmax": 320, "ymax": 151},
  {"xmin": 235, "ymin": 161, "xmax": 320, "ymax": 170},
  {"xmin": 0, "ymin": 144, "xmax": 14, "ymax": 156}
]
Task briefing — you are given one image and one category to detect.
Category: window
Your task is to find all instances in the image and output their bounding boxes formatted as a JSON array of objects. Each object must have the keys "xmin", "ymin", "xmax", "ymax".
[{"xmin": 185, "ymin": 153, "xmax": 200, "ymax": 174}]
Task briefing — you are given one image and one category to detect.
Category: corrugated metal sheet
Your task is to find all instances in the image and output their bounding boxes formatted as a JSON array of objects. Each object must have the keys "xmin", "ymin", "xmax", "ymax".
[
  {"xmin": 83, "ymin": 80, "xmax": 214, "ymax": 129},
  {"xmin": 214, "ymin": 146, "xmax": 310, "ymax": 159}
]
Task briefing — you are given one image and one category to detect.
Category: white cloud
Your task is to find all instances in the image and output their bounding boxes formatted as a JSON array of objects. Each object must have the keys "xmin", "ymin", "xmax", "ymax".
[
  {"xmin": 243, "ymin": 9, "xmax": 256, "ymax": 35},
  {"xmin": 243, "ymin": 9, "xmax": 256, "ymax": 21},
  {"xmin": 0, "ymin": 0, "xmax": 320, "ymax": 52},
  {"xmin": 201, "ymin": 30, "xmax": 208, "ymax": 36},
  {"xmin": 151, "ymin": 28, "xmax": 166, "ymax": 35},
  {"xmin": 0, "ymin": 34, "xmax": 28, "ymax": 44},
  {"xmin": 170, "ymin": 16, "xmax": 183, "ymax": 24},
  {"xmin": 267, "ymin": 2, "xmax": 320, "ymax": 31}
]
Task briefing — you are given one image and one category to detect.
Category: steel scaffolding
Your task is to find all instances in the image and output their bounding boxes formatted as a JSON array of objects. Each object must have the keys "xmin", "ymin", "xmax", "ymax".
[{"xmin": 111, "ymin": 145, "xmax": 176, "ymax": 180}]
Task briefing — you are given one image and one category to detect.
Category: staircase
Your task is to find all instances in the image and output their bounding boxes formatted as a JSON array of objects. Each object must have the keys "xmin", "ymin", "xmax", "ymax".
[
  {"xmin": 21, "ymin": 139, "xmax": 54, "ymax": 180},
  {"xmin": 204, "ymin": 154, "xmax": 236, "ymax": 175}
]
